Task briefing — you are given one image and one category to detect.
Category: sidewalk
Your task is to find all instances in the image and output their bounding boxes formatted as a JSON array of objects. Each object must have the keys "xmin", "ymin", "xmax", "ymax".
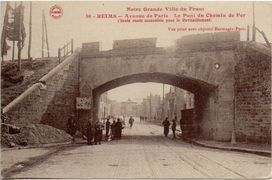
[
  {"xmin": 145, "ymin": 121, "xmax": 271, "ymax": 157},
  {"xmin": 1, "ymin": 140, "xmax": 82, "ymax": 176},
  {"xmin": 183, "ymin": 137, "xmax": 271, "ymax": 157}
]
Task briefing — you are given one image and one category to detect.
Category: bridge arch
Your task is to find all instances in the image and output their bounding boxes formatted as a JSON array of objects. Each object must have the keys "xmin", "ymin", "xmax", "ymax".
[
  {"xmin": 79, "ymin": 35, "xmax": 238, "ymax": 141},
  {"xmin": 91, "ymin": 72, "xmax": 218, "ymax": 140}
]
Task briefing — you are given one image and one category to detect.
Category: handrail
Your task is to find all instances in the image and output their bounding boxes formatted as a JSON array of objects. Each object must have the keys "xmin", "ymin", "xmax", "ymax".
[
  {"xmin": 2, "ymin": 48, "xmax": 81, "ymax": 114},
  {"xmin": 2, "ymin": 83, "xmax": 44, "ymax": 114},
  {"xmin": 58, "ymin": 39, "xmax": 74, "ymax": 63},
  {"xmin": 254, "ymin": 27, "xmax": 271, "ymax": 48},
  {"xmin": 40, "ymin": 48, "xmax": 80, "ymax": 82}
]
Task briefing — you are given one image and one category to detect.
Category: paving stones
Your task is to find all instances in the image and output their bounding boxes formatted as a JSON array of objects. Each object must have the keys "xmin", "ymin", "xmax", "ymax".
[{"xmin": 3, "ymin": 119, "xmax": 271, "ymax": 179}]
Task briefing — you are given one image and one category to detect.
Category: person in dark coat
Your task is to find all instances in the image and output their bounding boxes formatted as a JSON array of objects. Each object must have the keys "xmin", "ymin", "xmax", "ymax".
[
  {"xmin": 115, "ymin": 118, "xmax": 123, "ymax": 139},
  {"xmin": 129, "ymin": 116, "xmax": 134, "ymax": 129},
  {"xmin": 67, "ymin": 114, "xmax": 77, "ymax": 136},
  {"xmin": 105, "ymin": 118, "xmax": 111, "ymax": 137},
  {"xmin": 172, "ymin": 119, "xmax": 177, "ymax": 139},
  {"xmin": 86, "ymin": 119, "xmax": 93, "ymax": 145},
  {"xmin": 162, "ymin": 117, "xmax": 170, "ymax": 137},
  {"xmin": 111, "ymin": 120, "xmax": 116, "ymax": 140},
  {"xmin": 94, "ymin": 120, "xmax": 104, "ymax": 145}
]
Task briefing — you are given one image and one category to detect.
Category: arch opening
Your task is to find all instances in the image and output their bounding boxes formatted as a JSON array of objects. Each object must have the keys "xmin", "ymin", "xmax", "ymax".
[
  {"xmin": 91, "ymin": 72, "xmax": 218, "ymax": 139},
  {"xmin": 93, "ymin": 72, "xmax": 216, "ymax": 96}
]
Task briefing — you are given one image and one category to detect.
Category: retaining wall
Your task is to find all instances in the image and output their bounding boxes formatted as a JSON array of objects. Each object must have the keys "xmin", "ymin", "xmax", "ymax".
[{"xmin": 3, "ymin": 50, "xmax": 80, "ymax": 132}]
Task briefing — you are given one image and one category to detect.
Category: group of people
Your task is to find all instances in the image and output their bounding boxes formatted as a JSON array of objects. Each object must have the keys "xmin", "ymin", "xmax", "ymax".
[
  {"xmin": 162, "ymin": 117, "xmax": 179, "ymax": 139},
  {"xmin": 106, "ymin": 118, "xmax": 124, "ymax": 140},
  {"xmin": 68, "ymin": 114, "xmax": 182, "ymax": 145},
  {"xmin": 86, "ymin": 118, "xmax": 104, "ymax": 145},
  {"xmin": 87, "ymin": 117, "xmax": 126, "ymax": 145}
]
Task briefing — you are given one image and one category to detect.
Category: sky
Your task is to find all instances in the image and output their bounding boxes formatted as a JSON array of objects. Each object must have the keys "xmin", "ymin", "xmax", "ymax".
[
  {"xmin": 107, "ymin": 83, "xmax": 171, "ymax": 103},
  {"xmin": 1, "ymin": 1, "xmax": 272, "ymax": 103}
]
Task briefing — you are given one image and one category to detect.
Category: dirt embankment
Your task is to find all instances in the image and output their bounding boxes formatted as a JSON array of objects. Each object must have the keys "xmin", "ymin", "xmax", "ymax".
[
  {"xmin": 1, "ymin": 124, "xmax": 73, "ymax": 148},
  {"xmin": 1, "ymin": 58, "xmax": 59, "ymax": 107},
  {"xmin": 1, "ymin": 58, "xmax": 72, "ymax": 148}
]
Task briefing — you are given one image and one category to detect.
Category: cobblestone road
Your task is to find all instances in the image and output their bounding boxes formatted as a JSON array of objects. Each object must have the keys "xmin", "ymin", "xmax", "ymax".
[{"xmin": 9, "ymin": 119, "xmax": 272, "ymax": 179}]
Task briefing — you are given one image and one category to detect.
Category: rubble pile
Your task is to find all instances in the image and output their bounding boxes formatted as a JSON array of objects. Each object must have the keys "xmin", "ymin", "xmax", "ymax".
[{"xmin": 1, "ymin": 124, "xmax": 73, "ymax": 148}]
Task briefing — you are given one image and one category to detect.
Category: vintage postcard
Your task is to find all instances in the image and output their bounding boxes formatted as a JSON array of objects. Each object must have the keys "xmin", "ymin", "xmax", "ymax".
[{"xmin": 1, "ymin": 1, "xmax": 271, "ymax": 179}]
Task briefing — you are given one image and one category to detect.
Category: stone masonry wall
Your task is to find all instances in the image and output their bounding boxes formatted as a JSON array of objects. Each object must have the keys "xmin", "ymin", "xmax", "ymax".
[
  {"xmin": 235, "ymin": 43, "xmax": 271, "ymax": 143},
  {"xmin": 5, "ymin": 53, "xmax": 79, "ymax": 132}
]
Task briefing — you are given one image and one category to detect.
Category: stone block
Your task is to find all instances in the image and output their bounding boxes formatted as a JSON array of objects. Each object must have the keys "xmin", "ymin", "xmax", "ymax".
[
  {"xmin": 214, "ymin": 31, "xmax": 240, "ymax": 42},
  {"xmin": 82, "ymin": 42, "xmax": 100, "ymax": 52},
  {"xmin": 176, "ymin": 34, "xmax": 196, "ymax": 45},
  {"xmin": 195, "ymin": 33, "xmax": 214, "ymax": 44},
  {"xmin": 113, "ymin": 37, "xmax": 157, "ymax": 49}
]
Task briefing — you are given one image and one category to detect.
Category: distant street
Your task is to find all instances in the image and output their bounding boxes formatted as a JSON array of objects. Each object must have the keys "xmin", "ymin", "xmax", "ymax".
[{"xmin": 7, "ymin": 118, "xmax": 271, "ymax": 179}]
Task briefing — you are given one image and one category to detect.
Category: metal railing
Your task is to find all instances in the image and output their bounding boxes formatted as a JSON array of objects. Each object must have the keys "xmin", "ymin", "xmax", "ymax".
[
  {"xmin": 254, "ymin": 27, "xmax": 271, "ymax": 48},
  {"xmin": 58, "ymin": 39, "xmax": 74, "ymax": 63}
]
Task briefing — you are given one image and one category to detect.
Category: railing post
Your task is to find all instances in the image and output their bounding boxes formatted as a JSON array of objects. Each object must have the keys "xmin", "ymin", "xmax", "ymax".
[
  {"xmin": 67, "ymin": 42, "xmax": 69, "ymax": 56},
  {"xmin": 260, "ymin": 31, "xmax": 271, "ymax": 48},
  {"xmin": 58, "ymin": 48, "xmax": 61, "ymax": 63},
  {"xmin": 64, "ymin": 44, "xmax": 66, "ymax": 57},
  {"xmin": 71, "ymin": 39, "xmax": 74, "ymax": 54},
  {"xmin": 57, "ymin": 38, "xmax": 73, "ymax": 63},
  {"xmin": 247, "ymin": 25, "xmax": 249, "ymax": 41}
]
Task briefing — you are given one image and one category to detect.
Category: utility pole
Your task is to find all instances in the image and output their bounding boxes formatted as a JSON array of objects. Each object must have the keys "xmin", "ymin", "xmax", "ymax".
[
  {"xmin": 44, "ymin": 10, "xmax": 50, "ymax": 57},
  {"xmin": 103, "ymin": 106, "xmax": 106, "ymax": 124},
  {"xmin": 149, "ymin": 93, "xmax": 152, "ymax": 121},
  {"xmin": 28, "ymin": 1, "xmax": 32, "ymax": 59},
  {"xmin": 42, "ymin": 9, "xmax": 50, "ymax": 57},
  {"xmin": 174, "ymin": 86, "xmax": 177, "ymax": 120},
  {"xmin": 252, "ymin": 2, "xmax": 256, "ymax": 41},
  {"xmin": 1, "ymin": 2, "xmax": 10, "ymax": 61},
  {"xmin": 12, "ymin": 2, "xmax": 17, "ymax": 61},
  {"xmin": 162, "ymin": 84, "xmax": 165, "ymax": 121},
  {"xmin": 17, "ymin": 2, "xmax": 23, "ymax": 71},
  {"xmin": 42, "ymin": 10, "xmax": 44, "ymax": 57},
  {"xmin": 231, "ymin": 97, "xmax": 237, "ymax": 144}
]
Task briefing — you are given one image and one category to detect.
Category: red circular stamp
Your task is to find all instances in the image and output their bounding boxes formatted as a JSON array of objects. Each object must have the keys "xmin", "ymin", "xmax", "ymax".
[{"xmin": 49, "ymin": 5, "xmax": 63, "ymax": 19}]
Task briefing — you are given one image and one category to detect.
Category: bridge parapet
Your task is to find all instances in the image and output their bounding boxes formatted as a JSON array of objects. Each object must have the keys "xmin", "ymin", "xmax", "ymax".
[
  {"xmin": 176, "ymin": 31, "xmax": 240, "ymax": 53},
  {"xmin": 81, "ymin": 37, "xmax": 165, "ymax": 58}
]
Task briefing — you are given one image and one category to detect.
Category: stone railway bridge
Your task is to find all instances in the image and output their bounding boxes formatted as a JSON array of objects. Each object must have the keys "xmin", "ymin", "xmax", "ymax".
[{"xmin": 3, "ymin": 31, "xmax": 271, "ymax": 143}]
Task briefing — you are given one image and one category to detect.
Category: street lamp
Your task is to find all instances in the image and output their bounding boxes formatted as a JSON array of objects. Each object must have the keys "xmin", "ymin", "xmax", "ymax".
[
  {"xmin": 231, "ymin": 97, "xmax": 237, "ymax": 145},
  {"xmin": 103, "ymin": 107, "xmax": 106, "ymax": 124}
]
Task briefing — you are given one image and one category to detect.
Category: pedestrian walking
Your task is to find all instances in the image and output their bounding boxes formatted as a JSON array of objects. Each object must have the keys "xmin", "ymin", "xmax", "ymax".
[
  {"xmin": 162, "ymin": 117, "xmax": 170, "ymax": 137},
  {"xmin": 129, "ymin": 116, "xmax": 134, "ymax": 129},
  {"xmin": 111, "ymin": 120, "xmax": 116, "ymax": 140},
  {"xmin": 172, "ymin": 119, "xmax": 177, "ymax": 139},
  {"xmin": 115, "ymin": 118, "xmax": 123, "ymax": 139},
  {"xmin": 67, "ymin": 114, "xmax": 77, "ymax": 136},
  {"xmin": 105, "ymin": 118, "xmax": 111, "ymax": 137},
  {"xmin": 123, "ymin": 116, "xmax": 126, "ymax": 126},
  {"xmin": 86, "ymin": 118, "xmax": 93, "ymax": 145},
  {"xmin": 94, "ymin": 120, "xmax": 104, "ymax": 145}
]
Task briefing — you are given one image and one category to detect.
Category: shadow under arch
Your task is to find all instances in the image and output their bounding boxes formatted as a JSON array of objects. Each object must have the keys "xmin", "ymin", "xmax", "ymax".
[{"xmin": 93, "ymin": 72, "xmax": 217, "ymax": 96}]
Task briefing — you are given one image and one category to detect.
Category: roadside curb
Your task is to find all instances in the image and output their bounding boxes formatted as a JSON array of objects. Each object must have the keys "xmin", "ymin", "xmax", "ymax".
[
  {"xmin": 1, "ymin": 141, "xmax": 75, "ymax": 152},
  {"xmin": 184, "ymin": 138, "xmax": 271, "ymax": 157}
]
